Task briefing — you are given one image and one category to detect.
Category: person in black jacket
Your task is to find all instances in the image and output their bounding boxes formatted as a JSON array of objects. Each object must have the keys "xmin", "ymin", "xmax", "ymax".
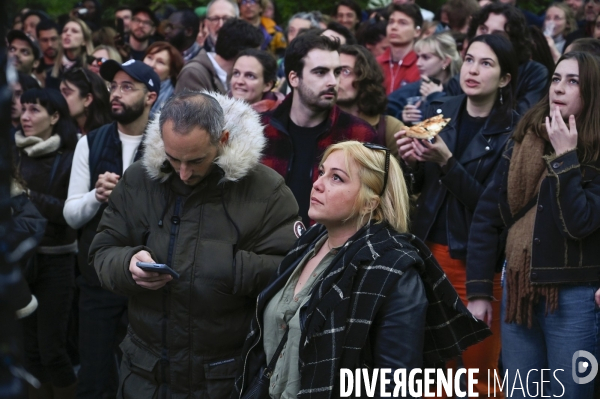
[
  {"xmin": 396, "ymin": 34, "xmax": 519, "ymax": 397},
  {"xmin": 12, "ymin": 88, "xmax": 78, "ymax": 398},
  {"xmin": 443, "ymin": 3, "xmax": 549, "ymax": 116},
  {"xmin": 467, "ymin": 51, "xmax": 600, "ymax": 399},
  {"xmin": 235, "ymin": 140, "xmax": 490, "ymax": 399}
]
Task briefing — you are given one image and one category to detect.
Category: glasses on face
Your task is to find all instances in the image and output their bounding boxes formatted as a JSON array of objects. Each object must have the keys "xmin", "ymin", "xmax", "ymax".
[
  {"xmin": 362, "ymin": 143, "xmax": 391, "ymax": 196},
  {"xmin": 132, "ymin": 17, "xmax": 154, "ymax": 27},
  {"xmin": 206, "ymin": 16, "xmax": 233, "ymax": 23},
  {"xmin": 109, "ymin": 82, "xmax": 142, "ymax": 94},
  {"xmin": 240, "ymin": 0, "xmax": 258, "ymax": 5},
  {"xmin": 87, "ymin": 55, "xmax": 107, "ymax": 66}
]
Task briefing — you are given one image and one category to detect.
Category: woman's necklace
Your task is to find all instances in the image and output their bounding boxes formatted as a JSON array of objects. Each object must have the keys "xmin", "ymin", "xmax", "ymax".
[
  {"xmin": 327, "ymin": 239, "xmax": 332, "ymax": 251},
  {"xmin": 389, "ymin": 57, "xmax": 403, "ymax": 93}
]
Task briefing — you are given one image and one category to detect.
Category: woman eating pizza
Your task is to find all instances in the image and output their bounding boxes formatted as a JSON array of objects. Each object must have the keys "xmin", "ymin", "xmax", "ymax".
[{"xmin": 395, "ymin": 33, "xmax": 519, "ymax": 398}]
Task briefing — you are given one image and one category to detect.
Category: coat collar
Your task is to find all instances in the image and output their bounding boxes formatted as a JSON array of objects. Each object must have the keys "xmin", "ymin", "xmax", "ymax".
[
  {"xmin": 433, "ymin": 95, "xmax": 516, "ymax": 164},
  {"xmin": 377, "ymin": 47, "xmax": 417, "ymax": 67},
  {"xmin": 141, "ymin": 92, "xmax": 266, "ymax": 183},
  {"xmin": 432, "ymin": 94, "xmax": 516, "ymax": 137}
]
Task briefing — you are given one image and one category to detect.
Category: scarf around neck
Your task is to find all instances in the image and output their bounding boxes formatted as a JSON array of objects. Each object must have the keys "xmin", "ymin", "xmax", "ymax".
[
  {"xmin": 15, "ymin": 131, "xmax": 61, "ymax": 158},
  {"xmin": 505, "ymin": 128, "xmax": 558, "ymax": 327}
]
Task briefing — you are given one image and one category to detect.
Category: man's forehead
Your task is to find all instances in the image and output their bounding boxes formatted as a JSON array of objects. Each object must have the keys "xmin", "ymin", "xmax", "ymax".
[
  {"xmin": 303, "ymin": 49, "xmax": 340, "ymax": 68},
  {"xmin": 39, "ymin": 29, "xmax": 59, "ymax": 37},
  {"xmin": 10, "ymin": 39, "xmax": 33, "ymax": 51},
  {"xmin": 339, "ymin": 53, "xmax": 356, "ymax": 67},
  {"xmin": 290, "ymin": 18, "xmax": 311, "ymax": 28},
  {"xmin": 390, "ymin": 11, "xmax": 412, "ymax": 21},
  {"xmin": 209, "ymin": 1, "xmax": 236, "ymax": 16},
  {"xmin": 133, "ymin": 11, "xmax": 152, "ymax": 21}
]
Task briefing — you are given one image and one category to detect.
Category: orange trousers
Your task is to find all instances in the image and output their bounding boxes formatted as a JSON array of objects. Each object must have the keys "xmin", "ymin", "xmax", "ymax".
[{"xmin": 427, "ymin": 242, "xmax": 504, "ymax": 399}]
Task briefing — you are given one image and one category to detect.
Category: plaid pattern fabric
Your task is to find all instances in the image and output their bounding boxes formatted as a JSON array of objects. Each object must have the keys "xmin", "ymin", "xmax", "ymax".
[
  {"xmin": 260, "ymin": 95, "xmax": 377, "ymax": 182},
  {"xmin": 235, "ymin": 222, "xmax": 491, "ymax": 399}
]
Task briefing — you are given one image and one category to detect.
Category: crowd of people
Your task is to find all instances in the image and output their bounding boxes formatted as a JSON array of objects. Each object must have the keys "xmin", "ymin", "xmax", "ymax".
[{"xmin": 5, "ymin": 0, "xmax": 600, "ymax": 398}]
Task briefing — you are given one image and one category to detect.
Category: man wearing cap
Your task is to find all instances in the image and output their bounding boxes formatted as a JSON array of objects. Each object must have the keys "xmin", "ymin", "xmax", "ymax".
[
  {"xmin": 63, "ymin": 59, "xmax": 159, "ymax": 399},
  {"xmin": 128, "ymin": 6, "xmax": 158, "ymax": 61},
  {"xmin": 8, "ymin": 30, "xmax": 41, "ymax": 80}
]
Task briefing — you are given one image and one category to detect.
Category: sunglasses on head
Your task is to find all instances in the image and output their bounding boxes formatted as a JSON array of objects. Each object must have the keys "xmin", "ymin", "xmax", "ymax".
[{"xmin": 362, "ymin": 143, "xmax": 391, "ymax": 196}]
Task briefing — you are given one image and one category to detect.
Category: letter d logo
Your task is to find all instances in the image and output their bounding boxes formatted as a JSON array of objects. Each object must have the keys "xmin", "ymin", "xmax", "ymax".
[{"xmin": 572, "ymin": 350, "xmax": 598, "ymax": 384}]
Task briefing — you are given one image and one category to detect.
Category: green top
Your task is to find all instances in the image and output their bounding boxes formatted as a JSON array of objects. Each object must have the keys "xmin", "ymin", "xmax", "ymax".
[{"xmin": 262, "ymin": 235, "xmax": 339, "ymax": 399}]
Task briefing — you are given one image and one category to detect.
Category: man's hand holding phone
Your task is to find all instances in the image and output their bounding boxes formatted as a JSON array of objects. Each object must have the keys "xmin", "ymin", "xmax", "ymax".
[{"xmin": 129, "ymin": 250, "xmax": 173, "ymax": 290}]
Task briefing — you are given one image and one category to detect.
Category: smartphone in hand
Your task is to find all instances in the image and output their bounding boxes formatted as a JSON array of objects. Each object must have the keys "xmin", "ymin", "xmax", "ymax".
[{"xmin": 136, "ymin": 262, "xmax": 180, "ymax": 279}]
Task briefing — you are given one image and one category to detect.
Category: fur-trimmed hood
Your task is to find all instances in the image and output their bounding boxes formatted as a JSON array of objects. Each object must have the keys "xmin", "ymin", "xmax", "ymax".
[{"xmin": 142, "ymin": 91, "xmax": 266, "ymax": 183}]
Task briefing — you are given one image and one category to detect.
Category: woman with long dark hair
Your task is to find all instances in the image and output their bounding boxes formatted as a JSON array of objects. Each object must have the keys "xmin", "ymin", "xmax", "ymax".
[
  {"xmin": 467, "ymin": 51, "xmax": 600, "ymax": 399},
  {"xmin": 60, "ymin": 67, "xmax": 111, "ymax": 135},
  {"xmin": 13, "ymin": 88, "xmax": 78, "ymax": 397},
  {"xmin": 396, "ymin": 33, "xmax": 519, "ymax": 397}
]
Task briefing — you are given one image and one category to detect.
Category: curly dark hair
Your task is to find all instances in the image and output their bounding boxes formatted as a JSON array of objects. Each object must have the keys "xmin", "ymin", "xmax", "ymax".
[
  {"xmin": 338, "ymin": 44, "xmax": 387, "ymax": 117},
  {"xmin": 467, "ymin": 3, "xmax": 532, "ymax": 65}
]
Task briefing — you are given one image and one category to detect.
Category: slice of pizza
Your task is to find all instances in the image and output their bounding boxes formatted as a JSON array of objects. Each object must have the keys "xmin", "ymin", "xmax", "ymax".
[{"xmin": 406, "ymin": 115, "xmax": 451, "ymax": 140}]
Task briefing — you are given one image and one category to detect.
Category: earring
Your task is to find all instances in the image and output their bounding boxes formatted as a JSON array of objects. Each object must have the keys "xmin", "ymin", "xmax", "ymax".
[{"xmin": 499, "ymin": 89, "xmax": 503, "ymax": 105}]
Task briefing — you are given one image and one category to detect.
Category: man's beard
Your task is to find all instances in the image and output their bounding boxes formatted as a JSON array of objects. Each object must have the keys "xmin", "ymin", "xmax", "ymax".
[
  {"xmin": 44, "ymin": 49, "xmax": 57, "ymax": 59},
  {"xmin": 131, "ymin": 29, "xmax": 151, "ymax": 42},
  {"xmin": 167, "ymin": 31, "xmax": 186, "ymax": 51},
  {"xmin": 335, "ymin": 92, "xmax": 357, "ymax": 109},
  {"xmin": 111, "ymin": 98, "xmax": 145, "ymax": 124},
  {"xmin": 296, "ymin": 80, "xmax": 337, "ymax": 112}
]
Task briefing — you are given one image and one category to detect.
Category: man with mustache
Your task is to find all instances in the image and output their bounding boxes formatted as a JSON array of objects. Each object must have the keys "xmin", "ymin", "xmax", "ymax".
[
  {"xmin": 128, "ymin": 6, "xmax": 158, "ymax": 61},
  {"xmin": 261, "ymin": 33, "xmax": 376, "ymax": 225},
  {"xmin": 34, "ymin": 20, "xmax": 59, "ymax": 85},
  {"xmin": 8, "ymin": 30, "xmax": 40, "ymax": 79},
  {"xmin": 63, "ymin": 59, "xmax": 158, "ymax": 399}
]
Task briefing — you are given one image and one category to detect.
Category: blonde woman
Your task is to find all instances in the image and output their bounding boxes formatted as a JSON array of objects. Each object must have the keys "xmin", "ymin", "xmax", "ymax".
[
  {"xmin": 87, "ymin": 45, "xmax": 122, "ymax": 76},
  {"xmin": 235, "ymin": 141, "xmax": 489, "ymax": 399},
  {"xmin": 387, "ymin": 32, "xmax": 462, "ymax": 124},
  {"xmin": 47, "ymin": 18, "xmax": 93, "ymax": 89},
  {"xmin": 543, "ymin": 2, "xmax": 577, "ymax": 61}
]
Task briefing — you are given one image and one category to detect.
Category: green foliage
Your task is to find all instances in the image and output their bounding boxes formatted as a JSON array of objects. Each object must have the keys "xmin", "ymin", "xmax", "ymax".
[{"xmin": 10, "ymin": 0, "xmax": 551, "ymax": 29}]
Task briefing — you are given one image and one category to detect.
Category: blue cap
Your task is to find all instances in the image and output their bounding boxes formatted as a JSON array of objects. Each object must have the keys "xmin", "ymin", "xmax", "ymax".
[{"xmin": 100, "ymin": 59, "xmax": 160, "ymax": 97}]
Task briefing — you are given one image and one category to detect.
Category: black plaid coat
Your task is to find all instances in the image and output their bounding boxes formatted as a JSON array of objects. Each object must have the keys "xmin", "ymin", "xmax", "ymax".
[{"xmin": 234, "ymin": 222, "xmax": 490, "ymax": 399}]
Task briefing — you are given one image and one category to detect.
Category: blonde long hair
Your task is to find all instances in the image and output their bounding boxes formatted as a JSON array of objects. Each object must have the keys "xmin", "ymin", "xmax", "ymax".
[
  {"xmin": 52, "ymin": 18, "xmax": 94, "ymax": 78},
  {"xmin": 320, "ymin": 141, "xmax": 410, "ymax": 233}
]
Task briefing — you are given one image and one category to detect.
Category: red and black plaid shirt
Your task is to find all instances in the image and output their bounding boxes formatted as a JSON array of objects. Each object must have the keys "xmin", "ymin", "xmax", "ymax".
[{"xmin": 260, "ymin": 95, "xmax": 377, "ymax": 183}]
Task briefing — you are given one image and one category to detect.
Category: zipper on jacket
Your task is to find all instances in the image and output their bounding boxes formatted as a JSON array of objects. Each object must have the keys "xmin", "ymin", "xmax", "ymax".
[
  {"xmin": 159, "ymin": 197, "xmax": 182, "ymax": 398},
  {"xmin": 239, "ymin": 295, "xmax": 264, "ymax": 399}
]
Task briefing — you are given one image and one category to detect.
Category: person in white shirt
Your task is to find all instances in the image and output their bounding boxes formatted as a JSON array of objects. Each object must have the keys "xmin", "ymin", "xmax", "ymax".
[{"xmin": 63, "ymin": 59, "xmax": 158, "ymax": 399}]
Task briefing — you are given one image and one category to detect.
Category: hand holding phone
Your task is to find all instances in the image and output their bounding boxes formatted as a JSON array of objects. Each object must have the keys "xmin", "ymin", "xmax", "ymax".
[
  {"xmin": 129, "ymin": 250, "xmax": 176, "ymax": 290},
  {"xmin": 136, "ymin": 262, "xmax": 180, "ymax": 279}
]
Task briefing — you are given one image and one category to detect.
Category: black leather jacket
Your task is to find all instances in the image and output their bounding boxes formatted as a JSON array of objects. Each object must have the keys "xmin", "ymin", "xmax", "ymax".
[{"xmin": 409, "ymin": 95, "xmax": 519, "ymax": 260}]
